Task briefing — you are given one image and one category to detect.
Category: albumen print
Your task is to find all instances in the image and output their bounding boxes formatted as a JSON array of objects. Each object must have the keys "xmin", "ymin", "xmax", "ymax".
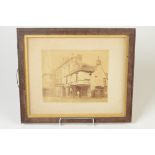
[{"xmin": 42, "ymin": 50, "xmax": 109, "ymax": 102}]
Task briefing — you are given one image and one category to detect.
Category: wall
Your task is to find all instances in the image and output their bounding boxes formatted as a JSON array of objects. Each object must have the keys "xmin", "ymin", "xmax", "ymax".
[{"xmin": 0, "ymin": 27, "xmax": 155, "ymax": 128}]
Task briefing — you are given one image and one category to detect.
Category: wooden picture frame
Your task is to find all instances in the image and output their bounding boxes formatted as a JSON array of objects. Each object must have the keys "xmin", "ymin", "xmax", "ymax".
[{"xmin": 17, "ymin": 28, "xmax": 136, "ymax": 123}]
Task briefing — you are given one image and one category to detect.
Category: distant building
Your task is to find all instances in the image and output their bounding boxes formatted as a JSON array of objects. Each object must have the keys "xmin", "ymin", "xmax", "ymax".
[
  {"xmin": 42, "ymin": 73, "xmax": 56, "ymax": 97},
  {"xmin": 42, "ymin": 52, "xmax": 56, "ymax": 97}
]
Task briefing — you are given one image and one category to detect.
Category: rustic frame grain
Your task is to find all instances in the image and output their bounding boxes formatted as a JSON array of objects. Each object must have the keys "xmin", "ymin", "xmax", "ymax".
[{"xmin": 17, "ymin": 28, "xmax": 136, "ymax": 123}]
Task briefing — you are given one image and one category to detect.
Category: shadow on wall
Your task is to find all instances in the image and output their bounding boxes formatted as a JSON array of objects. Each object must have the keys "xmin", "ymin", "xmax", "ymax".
[{"xmin": 133, "ymin": 61, "xmax": 155, "ymax": 122}]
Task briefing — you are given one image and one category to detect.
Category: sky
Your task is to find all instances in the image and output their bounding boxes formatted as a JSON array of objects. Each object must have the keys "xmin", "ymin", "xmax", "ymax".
[{"xmin": 42, "ymin": 50, "xmax": 109, "ymax": 74}]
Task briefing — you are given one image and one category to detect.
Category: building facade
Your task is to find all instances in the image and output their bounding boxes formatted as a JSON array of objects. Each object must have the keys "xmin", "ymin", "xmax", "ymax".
[
  {"xmin": 54, "ymin": 54, "xmax": 108, "ymax": 98},
  {"xmin": 90, "ymin": 58, "xmax": 108, "ymax": 97}
]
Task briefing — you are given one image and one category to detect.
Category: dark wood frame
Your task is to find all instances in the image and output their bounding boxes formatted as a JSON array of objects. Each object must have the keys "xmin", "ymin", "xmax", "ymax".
[{"xmin": 17, "ymin": 28, "xmax": 136, "ymax": 123}]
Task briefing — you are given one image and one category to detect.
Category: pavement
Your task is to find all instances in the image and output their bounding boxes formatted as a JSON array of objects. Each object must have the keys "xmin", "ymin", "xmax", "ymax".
[{"xmin": 43, "ymin": 96, "xmax": 108, "ymax": 103}]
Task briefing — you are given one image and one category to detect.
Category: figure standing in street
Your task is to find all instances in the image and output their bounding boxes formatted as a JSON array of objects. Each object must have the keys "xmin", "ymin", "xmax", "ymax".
[{"xmin": 77, "ymin": 90, "xmax": 80, "ymax": 98}]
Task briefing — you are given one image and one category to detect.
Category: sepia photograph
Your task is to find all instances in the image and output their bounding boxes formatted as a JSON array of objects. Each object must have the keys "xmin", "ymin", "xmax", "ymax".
[
  {"xmin": 42, "ymin": 50, "xmax": 109, "ymax": 102},
  {"xmin": 17, "ymin": 28, "xmax": 135, "ymax": 122}
]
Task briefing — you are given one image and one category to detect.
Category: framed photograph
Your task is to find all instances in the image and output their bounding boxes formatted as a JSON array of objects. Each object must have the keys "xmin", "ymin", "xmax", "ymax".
[{"xmin": 17, "ymin": 28, "xmax": 135, "ymax": 123}]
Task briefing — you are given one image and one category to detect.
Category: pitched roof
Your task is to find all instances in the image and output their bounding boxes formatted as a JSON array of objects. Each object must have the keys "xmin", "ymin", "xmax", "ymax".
[{"xmin": 70, "ymin": 64, "xmax": 95, "ymax": 74}]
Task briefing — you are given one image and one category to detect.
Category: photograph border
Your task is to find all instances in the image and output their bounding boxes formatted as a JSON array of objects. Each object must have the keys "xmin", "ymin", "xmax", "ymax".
[{"xmin": 17, "ymin": 28, "xmax": 136, "ymax": 123}]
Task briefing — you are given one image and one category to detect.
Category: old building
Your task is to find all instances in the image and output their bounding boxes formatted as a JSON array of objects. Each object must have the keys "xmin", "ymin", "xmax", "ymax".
[
  {"xmin": 55, "ymin": 54, "xmax": 108, "ymax": 98},
  {"xmin": 90, "ymin": 57, "xmax": 108, "ymax": 97},
  {"xmin": 55, "ymin": 54, "xmax": 93, "ymax": 97}
]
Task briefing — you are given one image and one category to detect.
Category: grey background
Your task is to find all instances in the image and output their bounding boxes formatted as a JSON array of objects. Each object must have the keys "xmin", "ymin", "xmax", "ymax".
[{"xmin": 0, "ymin": 27, "xmax": 155, "ymax": 129}]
